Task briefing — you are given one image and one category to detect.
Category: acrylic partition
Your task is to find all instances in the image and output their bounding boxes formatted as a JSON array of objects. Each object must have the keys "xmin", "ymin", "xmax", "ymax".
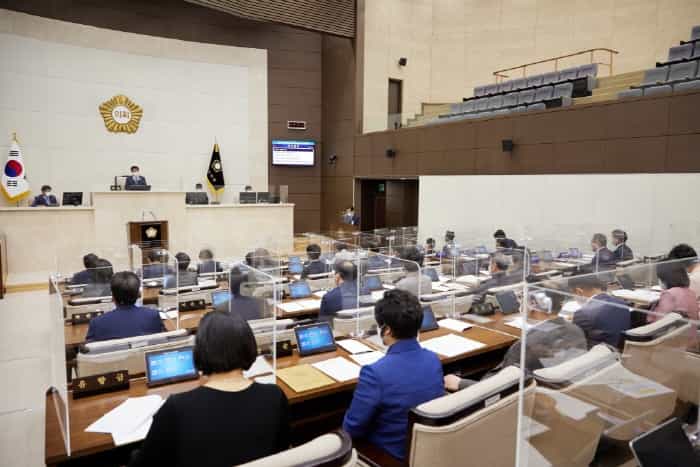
[
  {"xmin": 228, "ymin": 262, "xmax": 280, "ymax": 383},
  {"xmin": 150, "ymin": 250, "xmax": 179, "ymax": 329},
  {"xmin": 515, "ymin": 257, "xmax": 700, "ymax": 466},
  {"xmin": 48, "ymin": 275, "xmax": 71, "ymax": 456}
]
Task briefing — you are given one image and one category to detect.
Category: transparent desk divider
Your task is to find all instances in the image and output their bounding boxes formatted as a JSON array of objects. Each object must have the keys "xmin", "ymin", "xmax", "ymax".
[
  {"xmin": 48, "ymin": 275, "xmax": 71, "ymax": 456},
  {"xmin": 227, "ymin": 262, "xmax": 279, "ymax": 383},
  {"xmin": 516, "ymin": 257, "xmax": 700, "ymax": 466},
  {"xmin": 154, "ymin": 250, "xmax": 180, "ymax": 329}
]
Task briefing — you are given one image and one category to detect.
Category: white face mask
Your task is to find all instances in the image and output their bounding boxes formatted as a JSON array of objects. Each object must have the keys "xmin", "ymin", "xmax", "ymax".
[
  {"xmin": 132, "ymin": 171, "xmax": 139, "ymax": 177},
  {"xmin": 43, "ymin": 191, "xmax": 51, "ymax": 197}
]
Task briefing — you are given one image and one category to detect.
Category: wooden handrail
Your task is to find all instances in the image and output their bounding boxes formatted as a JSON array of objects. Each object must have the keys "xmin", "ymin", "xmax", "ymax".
[{"xmin": 492, "ymin": 48, "xmax": 619, "ymax": 82}]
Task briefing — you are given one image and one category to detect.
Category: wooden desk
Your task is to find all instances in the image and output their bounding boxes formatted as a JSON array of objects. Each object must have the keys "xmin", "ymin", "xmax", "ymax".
[{"xmin": 46, "ymin": 324, "xmax": 517, "ymax": 466}]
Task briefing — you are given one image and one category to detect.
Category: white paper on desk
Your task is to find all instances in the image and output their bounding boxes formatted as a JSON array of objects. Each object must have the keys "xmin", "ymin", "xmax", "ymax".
[
  {"xmin": 370, "ymin": 290, "xmax": 386, "ymax": 301},
  {"xmin": 313, "ymin": 290, "xmax": 327, "ymax": 298},
  {"xmin": 420, "ymin": 333, "xmax": 486, "ymax": 358},
  {"xmin": 112, "ymin": 416, "xmax": 155, "ymax": 446},
  {"xmin": 254, "ymin": 374, "xmax": 276, "ymax": 385},
  {"xmin": 438, "ymin": 318, "xmax": 473, "ymax": 332},
  {"xmin": 349, "ymin": 351, "xmax": 385, "ymax": 367},
  {"xmin": 278, "ymin": 302, "xmax": 304, "ymax": 313},
  {"xmin": 337, "ymin": 339, "xmax": 374, "ymax": 354},
  {"xmin": 312, "ymin": 357, "xmax": 361, "ymax": 382},
  {"xmin": 244, "ymin": 355, "xmax": 273, "ymax": 378},
  {"xmin": 539, "ymin": 388, "xmax": 597, "ymax": 421},
  {"xmin": 455, "ymin": 275, "xmax": 479, "ymax": 286},
  {"xmin": 462, "ymin": 314, "xmax": 494, "ymax": 324},
  {"xmin": 159, "ymin": 310, "xmax": 178, "ymax": 320},
  {"xmin": 432, "ymin": 284, "xmax": 451, "ymax": 292},
  {"xmin": 504, "ymin": 317, "xmax": 539, "ymax": 331},
  {"xmin": 86, "ymin": 395, "xmax": 164, "ymax": 435},
  {"xmin": 296, "ymin": 299, "xmax": 322, "ymax": 310}
]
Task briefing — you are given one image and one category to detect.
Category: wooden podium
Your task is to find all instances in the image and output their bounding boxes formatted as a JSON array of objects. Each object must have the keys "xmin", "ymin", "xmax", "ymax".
[{"xmin": 127, "ymin": 221, "xmax": 169, "ymax": 257}]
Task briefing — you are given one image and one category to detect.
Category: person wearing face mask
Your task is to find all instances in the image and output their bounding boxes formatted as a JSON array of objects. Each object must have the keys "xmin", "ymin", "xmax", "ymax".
[
  {"xmin": 31, "ymin": 185, "xmax": 59, "ymax": 207},
  {"xmin": 318, "ymin": 260, "xmax": 359, "ymax": 323},
  {"xmin": 611, "ymin": 229, "xmax": 633, "ymax": 262},
  {"xmin": 124, "ymin": 165, "xmax": 147, "ymax": 189},
  {"xmin": 590, "ymin": 233, "xmax": 615, "ymax": 268},
  {"xmin": 570, "ymin": 274, "xmax": 630, "ymax": 348},
  {"xmin": 342, "ymin": 289, "xmax": 443, "ymax": 462}
]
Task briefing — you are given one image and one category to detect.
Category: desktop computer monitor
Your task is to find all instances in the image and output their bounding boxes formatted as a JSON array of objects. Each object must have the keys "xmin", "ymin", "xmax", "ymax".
[
  {"xmin": 295, "ymin": 323, "xmax": 336, "ymax": 356},
  {"xmin": 211, "ymin": 290, "xmax": 230, "ymax": 308},
  {"xmin": 420, "ymin": 306, "xmax": 438, "ymax": 332},
  {"xmin": 239, "ymin": 192, "xmax": 257, "ymax": 204},
  {"xmin": 288, "ymin": 262, "xmax": 303, "ymax": 275},
  {"xmin": 145, "ymin": 346, "xmax": 198, "ymax": 387},
  {"xmin": 496, "ymin": 290, "xmax": 520, "ymax": 314},
  {"xmin": 62, "ymin": 192, "xmax": 83, "ymax": 206},
  {"xmin": 288, "ymin": 281, "xmax": 312, "ymax": 299}
]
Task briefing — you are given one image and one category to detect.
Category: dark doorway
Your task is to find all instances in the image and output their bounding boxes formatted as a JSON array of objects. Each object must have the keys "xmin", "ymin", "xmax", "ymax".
[
  {"xmin": 388, "ymin": 79, "xmax": 403, "ymax": 129},
  {"xmin": 359, "ymin": 178, "xmax": 418, "ymax": 231}
]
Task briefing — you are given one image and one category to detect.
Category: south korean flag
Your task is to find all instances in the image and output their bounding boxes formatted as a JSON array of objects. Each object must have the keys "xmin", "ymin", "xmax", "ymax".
[{"xmin": 2, "ymin": 134, "xmax": 30, "ymax": 202}]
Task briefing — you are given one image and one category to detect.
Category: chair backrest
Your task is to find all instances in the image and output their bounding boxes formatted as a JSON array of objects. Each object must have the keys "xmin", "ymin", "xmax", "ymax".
[
  {"xmin": 498, "ymin": 81, "xmax": 513, "ymax": 93},
  {"xmin": 475, "ymin": 98, "xmax": 489, "ymax": 111},
  {"xmin": 526, "ymin": 102, "xmax": 546, "ymax": 111},
  {"xmin": 511, "ymin": 77, "xmax": 528, "ymax": 90},
  {"xmin": 618, "ymin": 88, "xmax": 643, "ymax": 99},
  {"xmin": 644, "ymin": 84, "xmax": 672, "ymax": 97},
  {"xmin": 239, "ymin": 431, "xmax": 357, "ymax": 467},
  {"xmin": 692, "ymin": 25, "xmax": 700, "ymax": 41},
  {"xmin": 512, "ymin": 105, "xmax": 527, "ymax": 113},
  {"xmin": 484, "ymin": 83, "xmax": 499, "ymax": 95},
  {"xmin": 78, "ymin": 331, "xmax": 194, "ymax": 377},
  {"xmin": 668, "ymin": 44, "xmax": 693, "ymax": 62},
  {"xmin": 527, "ymin": 74, "xmax": 543, "ymax": 87},
  {"xmin": 578, "ymin": 63, "xmax": 598, "ymax": 78},
  {"xmin": 642, "ymin": 66, "xmax": 669, "ymax": 85},
  {"xmin": 65, "ymin": 300, "xmax": 115, "ymax": 318},
  {"xmin": 474, "ymin": 85, "xmax": 487, "ymax": 97},
  {"xmin": 503, "ymin": 92, "xmax": 518, "ymax": 107},
  {"xmin": 487, "ymin": 95, "xmax": 503, "ymax": 109},
  {"xmin": 408, "ymin": 367, "xmax": 535, "ymax": 467},
  {"xmin": 553, "ymin": 82, "xmax": 574, "ymax": 99},
  {"xmin": 534, "ymin": 85, "xmax": 554, "ymax": 101},
  {"xmin": 462, "ymin": 100, "xmax": 475, "ymax": 113},
  {"xmin": 449, "ymin": 103, "xmax": 461, "ymax": 114},
  {"xmin": 84, "ymin": 329, "xmax": 189, "ymax": 354},
  {"xmin": 559, "ymin": 67, "xmax": 578, "ymax": 81},
  {"xmin": 541, "ymin": 71, "xmax": 560, "ymax": 84},
  {"xmin": 518, "ymin": 89, "xmax": 535, "ymax": 105},
  {"xmin": 674, "ymin": 79, "xmax": 700, "ymax": 93},
  {"xmin": 333, "ymin": 308, "xmax": 377, "ymax": 336},
  {"xmin": 669, "ymin": 61, "xmax": 698, "ymax": 81}
]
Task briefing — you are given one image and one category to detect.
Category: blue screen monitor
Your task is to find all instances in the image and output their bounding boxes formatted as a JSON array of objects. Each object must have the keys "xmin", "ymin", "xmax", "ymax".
[
  {"xmin": 272, "ymin": 140, "xmax": 316, "ymax": 167},
  {"xmin": 424, "ymin": 268, "xmax": 439, "ymax": 282},
  {"xmin": 145, "ymin": 346, "xmax": 198, "ymax": 387},
  {"xmin": 363, "ymin": 275, "xmax": 383, "ymax": 291},
  {"xmin": 295, "ymin": 322, "xmax": 336, "ymax": 356},
  {"xmin": 530, "ymin": 254, "xmax": 540, "ymax": 264},
  {"xmin": 211, "ymin": 290, "xmax": 230, "ymax": 308},
  {"xmin": 288, "ymin": 262, "xmax": 304, "ymax": 274},
  {"xmin": 420, "ymin": 306, "xmax": 438, "ymax": 332},
  {"xmin": 288, "ymin": 255, "xmax": 301, "ymax": 264},
  {"xmin": 569, "ymin": 248, "xmax": 581, "ymax": 259},
  {"xmin": 289, "ymin": 281, "xmax": 312, "ymax": 299}
]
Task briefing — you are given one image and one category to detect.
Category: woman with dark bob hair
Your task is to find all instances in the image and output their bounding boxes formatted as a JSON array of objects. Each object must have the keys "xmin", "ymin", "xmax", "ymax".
[
  {"xmin": 130, "ymin": 311, "xmax": 289, "ymax": 467},
  {"xmin": 649, "ymin": 261, "xmax": 699, "ymax": 350}
]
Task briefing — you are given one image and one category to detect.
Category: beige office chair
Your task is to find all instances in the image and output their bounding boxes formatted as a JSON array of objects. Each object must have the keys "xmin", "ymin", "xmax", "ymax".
[
  {"xmin": 621, "ymin": 312, "xmax": 693, "ymax": 397},
  {"xmin": 534, "ymin": 344, "xmax": 677, "ymax": 443},
  {"xmin": 333, "ymin": 307, "xmax": 376, "ymax": 336},
  {"xmin": 422, "ymin": 295, "xmax": 474, "ymax": 318},
  {"xmin": 239, "ymin": 430, "xmax": 357, "ymax": 467},
  {"xmin": 77, "ymin": 330, "xmax": 193, "ymax": 377},
  {"xmin": 250, "ymin": 318, "xmax": 296, "ymax": 349},
  {"xmin": 402, "ymin": 366, "xmax": 535, "ymax": 467}
]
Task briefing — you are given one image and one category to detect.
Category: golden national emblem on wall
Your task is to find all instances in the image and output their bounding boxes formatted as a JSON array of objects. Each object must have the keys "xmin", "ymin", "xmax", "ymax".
[{"xmin": 98, "ymin": 94, "xmax": 143, "ymax": 134}]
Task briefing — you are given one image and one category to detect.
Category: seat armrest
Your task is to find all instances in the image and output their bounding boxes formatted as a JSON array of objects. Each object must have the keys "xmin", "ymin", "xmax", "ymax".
[{"xmin": 355, "ymin": 439, "xmax": 405, "ymax": 467}]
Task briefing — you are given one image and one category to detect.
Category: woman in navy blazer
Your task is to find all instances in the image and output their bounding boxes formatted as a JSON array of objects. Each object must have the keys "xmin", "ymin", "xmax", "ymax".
[{"xmin": 342, "ymin": 289, "xmax": 444, "ymax": 461}]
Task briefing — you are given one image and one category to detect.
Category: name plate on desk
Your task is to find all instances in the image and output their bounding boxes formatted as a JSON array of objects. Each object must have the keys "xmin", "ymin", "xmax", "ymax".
[
  {"xmin": 72, "ymin": 370, "xmax": 130, "ymax": 399},
  {"xmin": 70, "ymin": 311, "xmax": 105, "ymax": 325},
  {"xmin": 179, "ymin": 299, "xmax": 205, "ymax": 312}
]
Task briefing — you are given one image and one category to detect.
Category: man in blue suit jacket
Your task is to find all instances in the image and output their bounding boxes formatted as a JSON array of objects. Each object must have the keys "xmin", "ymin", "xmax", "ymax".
[
  {"xmin": 31, "ymin": 185, "xmax": 59, "ymax": 207},
  {"xmin": 319, "ymin": 260, "xmax": 359, "ymax": 323},
  {"xmin": 124, "ymin": 165, "xmax": 148, "ymax": 189},
  {"xmin": 571, "ymin": 275, "xmax": 630, "ymax": 348},
  {"xmin": 86, "ymin": 271, "xmax": 164, "ymax": 342},
  {"xmin": 590, "ymin": 233, "xmax": 616, "ymax": 268},
  {"xmin": 301, "ymin": 244, "xmax": 327, "ymax": 278},
  {"xmin": 343, "ymin": 289, "xmax": 444, "ymax": 461},
  {"xmin": 213, "ymin": 267, "xmax": 265, "ymax": 321},
  {"xmin": 70, "ymin": 253, "xmax": 99, "ymax": 285}
]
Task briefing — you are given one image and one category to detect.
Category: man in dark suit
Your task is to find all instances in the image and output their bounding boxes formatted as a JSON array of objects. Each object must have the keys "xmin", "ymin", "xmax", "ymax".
[
  {"xmin": 301, "ymin": 244, "xmax": 326, "ymax": 278},
  {"xmin": 611, "ymin": 229, "xmax": 634, "ymax": 262},
  {"xmin": 494, "ymin": 229, "xmax": 519, "ymax": 250},
  {"xmin": 319, "ymin": 260, "xmax": 359, "ymax": 323},
  {"xmin": 185, "ymin": 183, "xmax": 209, "ymax": 205},
  {"xmin": 86, "ymin": 271, "xmax": 164, "ymax": 342},
  {"xmin": 196, "ymin": 248, "xmax": 220, "ymax": 275},
  {"xmin": 71, "ymin": 253, "xmax": 99, "ymax": 285},
  {"xmin": 590, "ymin": 233, "xmax": 615, "ymax": 268},
  {"xmin": 470, "ymin": 253, "xmax": 522, "ymax": 295},
  {"xmin": 164, "ymin": 252, "xmax": 198, "ymax": 288},
  {"xmin": 343, "ymin": 289, "xmax": 444, "ymax": 461},
  {"xmin": 31, "ymin": 185, "xmax": 59, "ymax": 207},
  {"xmin": 571, "ymin": 274, "xmax": 630, "ymax": 348},
  {"xmin": 143, "ymin": 250, "xmax": 173, "ymax": 279},
  {"xmin": 213, "ymin": 267, "xmax": 265, "ymax": 321},
  {"xmin": 124, "ymin": 165, "xmax": 147, "ymax": 189},
  {"xmin": 81, "ymin": 259, "xmax": 114, "ymax": 298}
]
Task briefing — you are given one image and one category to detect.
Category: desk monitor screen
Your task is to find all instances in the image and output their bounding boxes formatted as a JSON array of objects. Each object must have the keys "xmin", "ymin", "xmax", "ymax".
[
  {"xmin": 617, "ymin": 274, "xmax": 635, "ymax": 290},
  {"xmin": 363, "ymin": 275, "xmax": 383, "ymax": 291},
  {"xmin": 211, "ymin": 290, "xmax": 230, "ymax": 308},
  {"xmin": 569, "ymin": 248, "xmax": 581, "ymax": 259},
  {"xmin": 295, "ymin": 322, "xmax": 336, "ymax": 356},
  {"xmin": 62, "ymin": 192, "xmax": 83, "ymax": 206},
  {"xmin": 125, "ymin": 185, "xmax": 151, "ymax": 191},
  {"xmin": 256, "ymin": 192, "xmax": 270, "ymax": 203},
  {"xmin": 272, "ymin": 140, "xmax": 315, "ymax": 167},
  {"xmin": 239, "ymin": 192, "xmax": 257, "ymax": 204},
  {"xmin": 288, "ymin": 256, "xmax": 301, "ymax": 264},
  {"xmin": 420, "ymin": 306, "xmax": 439, "ymax": 332},
  {"xmin": 289, "ymin": 281, "xmax": 312, "ymax": 299},
  {"xmin": 629, "ymin": 418, "xmax": 698, "ymax": 467},
  {"xmin": 530, "ymin": 254, "xmax": 540, "ymax": 264},
  {"xmin": 496, "ymin": 290, "xmax": 520, "ymax": 315},
  {"xmin": 145, "ymin": 346, "xmax": 198, "ymax": 387},
  {"xmin": 288, "ymin": 262, "xmax": 303, "ymax": 275},
  {"xmin": 541, "ymin": 250, "xmax": 554, "ymax": 263},
  {"xmin": 424, "ymin": 268, "xmax": 439, "ymax": 282}
]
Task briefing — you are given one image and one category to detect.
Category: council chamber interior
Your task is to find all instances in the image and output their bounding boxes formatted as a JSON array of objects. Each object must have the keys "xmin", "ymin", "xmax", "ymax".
[{"xmin": 0, "ymin": 1, "xmax": 699, "ymax": 466}]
